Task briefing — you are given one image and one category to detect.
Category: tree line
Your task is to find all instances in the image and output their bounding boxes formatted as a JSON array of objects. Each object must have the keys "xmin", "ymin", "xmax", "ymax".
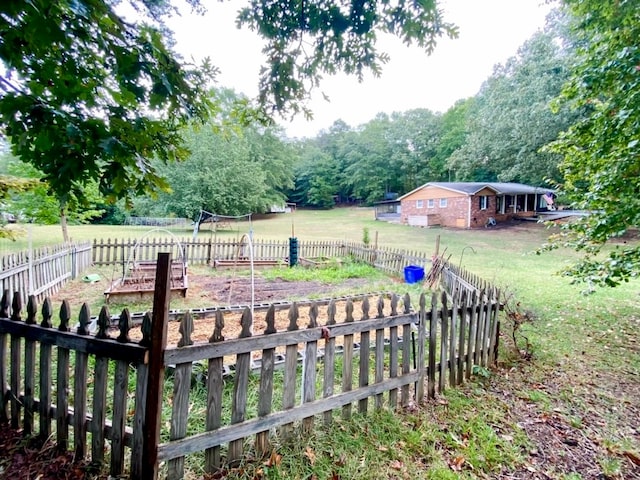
[{"xmin": 291, "ymin": 11, "xmax": 581, "ymax": 207}]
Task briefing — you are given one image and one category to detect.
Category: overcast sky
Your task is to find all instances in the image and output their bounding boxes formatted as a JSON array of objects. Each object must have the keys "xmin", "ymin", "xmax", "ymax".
[{"xmin": 166, "ymin": 0, "xmax": 554, "ymax": 138}]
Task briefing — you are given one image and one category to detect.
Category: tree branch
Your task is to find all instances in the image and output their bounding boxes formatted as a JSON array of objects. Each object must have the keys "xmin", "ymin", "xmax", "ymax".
[{"xmin": 0, "ymin": 75, "xmax": 23, "ymax": 95}]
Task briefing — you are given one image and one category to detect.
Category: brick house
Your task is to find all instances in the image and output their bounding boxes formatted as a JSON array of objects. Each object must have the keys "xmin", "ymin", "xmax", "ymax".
[{"xmin": 398, "ymin": 182, "xmax": 554, "ymax": 228}]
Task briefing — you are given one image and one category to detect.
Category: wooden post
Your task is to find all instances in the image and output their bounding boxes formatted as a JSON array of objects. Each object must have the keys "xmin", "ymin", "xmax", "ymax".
[
  {"xmin": 10, "ymin": 292, "xmax": 23, "ymax": 430},
  {"xmin": 323, "ymin": 300, "xmax": 337, "ymax": 425},
  {"xmin": 416, "ymin": 293, "xmax": 426, "ymax": 404},
  {"xmin": 140, "ymin": 253, "xmax": 171, "ymax": 480},
  {"xmin": 400, "ymin": 294, "xmax": 411, "ymax": 406},
  {"xmin": 0, "ymin": 290, "xmax": 9, "ymax": 423},
  {"xmin": 56, "ymin": 300, "xmax": 71, "ymax": 450},
  {"xmin": 373, "ymin": 231, "xmax": 379, "ymax": 264},
  {"xmin": 489, "ymin": 288, "xmax": 501, "ymax": 366},
  {"xmin": 341, "ymin": 299, "xmax": 355, "ymax": 419},
  {"xmin": 357, "ymin": 298, "xmax": 370, "ymax": 414},
  {"xmin": 23, "ymin": 296, "xmax": 37, "ymax": 435},
  {"xmin": 439, "ymin": 292, "xmax": 449, "ymax": 393},
  {"xmin": 302, "ymin": 303, "xmax": 319, "ymax": 432},
  {"xmin": 256, "ymin": 306, "xmax": 276, "ymax": 456},
  {"xmin": 281, "ymin": 303, "xmax": 299, "ymax": 437},
  {"xmin": 228, "ymin": 308, "xmax": 252, "ymax": 464},
  {"xmin": 39, "ymin": 298, "xmax": 53, "ymax": 439},
  {"xmin": 73, "ymin": 303, "xmax": 91, "ymax": 459},
  {"xmin": 374, "ymin": 295, "xmax": 385, "ymax": 410},
  {"xmin": 205, "ymin": 311, "xmax": 225, "ymax": 471},
  {"xmin": 389, "ymin": 294, "xmax": 399, "ymax": 407}
]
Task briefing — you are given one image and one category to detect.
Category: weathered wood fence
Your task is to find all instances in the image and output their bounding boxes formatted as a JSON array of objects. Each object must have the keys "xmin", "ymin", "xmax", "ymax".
[
  {"xmin": 0, "ymin": 243, "xmax": 92, "ymax": 306},
  {"xmin": 157, "ymin": 285, "xmax": 500, "ymax": 480},
  {"xmin": 0, "ymin": 253, "xmax": 500, "ymax": 480},
  {"xmin": 0, "ymin": 290, "xmax": 149, "ymax": 477},
  {"xmin": 92, "ymin": 237, "xmax": 431, "ymax": 277},
  {"xmin": 92, "ymin": 237, "xmax": 472, "ymax": 301}
]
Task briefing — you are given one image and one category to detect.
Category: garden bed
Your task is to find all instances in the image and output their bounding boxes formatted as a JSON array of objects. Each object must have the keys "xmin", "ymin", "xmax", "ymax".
[{"xmin": 103, "ymin": 259, "xmax": 188, "ymax": 302}]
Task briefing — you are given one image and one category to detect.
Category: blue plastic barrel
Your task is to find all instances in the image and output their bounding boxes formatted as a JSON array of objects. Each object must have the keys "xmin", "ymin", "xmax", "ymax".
[{"xmin": 404, "ymin": 265, "xmax": 425, "ymax": 284}]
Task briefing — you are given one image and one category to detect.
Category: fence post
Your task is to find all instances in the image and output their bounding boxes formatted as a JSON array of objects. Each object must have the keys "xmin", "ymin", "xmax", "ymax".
[
  {"xmin": 0, "ymin": 290, "xmax": 8, "ymax": 422},
  {"xmin": 206, "ymin": 236, "xmax": 212, "ymax": 265},
  {"xmin": 490, "ymin": 288, "xmax": 501, "ymax": 365},
  {"xmin": 71, "ymin": 245, "xmax": 77, "ymax": 280},
  {"xmin": 416, "ymin": 293, "xmax": 426, "ymax": 404},
  {"xmin": 141, "ymin": 253, "xmax": 171, "ymax": 480}
]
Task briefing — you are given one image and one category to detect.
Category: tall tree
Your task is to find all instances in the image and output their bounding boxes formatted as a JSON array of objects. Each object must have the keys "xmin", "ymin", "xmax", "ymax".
[
  {"xmin": 448, "ymin": 19, "xmax": 576, "ymax": 185},
  {"xmin": 433, "ymin": 98, "xmax": 474, "ymax": 181},
  {"xmin": 316, "ymin": 120, "xmax": 356, "ymax": 203},
  {"xmin": 388, "ymin": 109, "xmax": 443, "ymax": 191},
  {"xmin": 290, "ymin": 142, "xmax": 340, "ymax": 208},
  {"xmin": 161, "ymin": 128, "xmax": 268, "ymax": 218},
  {"xmin": 343, "ymin": 113, "xmax": 395, "ymax": 203},
  {"xmin": 142, "ymin": 90, "xmax": 296, "ymax": 219},
  {"xmin": 543, "ymin": 1, "xmax": 640, "ymax": 287},
  {"xmin": 0, "ymin": 0, "xmax": 456, "ymax": 239}
]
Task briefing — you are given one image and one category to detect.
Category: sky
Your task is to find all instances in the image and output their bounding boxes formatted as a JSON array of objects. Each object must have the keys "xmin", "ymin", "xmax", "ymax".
[{"xmin": 166, "ymin": 0, "xmax": 554, "ymax": 139}]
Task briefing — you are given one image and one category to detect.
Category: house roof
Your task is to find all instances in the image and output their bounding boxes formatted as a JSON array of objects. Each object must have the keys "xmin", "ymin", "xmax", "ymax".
[{"xmin": 398, "ymin": 182, "xmax": 553, "ymax": 200}]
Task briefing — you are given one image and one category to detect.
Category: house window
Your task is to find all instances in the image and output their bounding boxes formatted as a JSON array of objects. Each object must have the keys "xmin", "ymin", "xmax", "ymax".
[
  {"xmin": 427, "ymin": 199, "xmax": 435, "ymax": 208},
  {"xmin": 439, "ymin": 198, "xmax": 448, "ymax": 208},
  {"xmin": 416, "ymin": 200, "xmax": 424, "ymax": 209},
  {"xmin": 479, "ymin": 195, "xmax": 489, "ymax": 210}
]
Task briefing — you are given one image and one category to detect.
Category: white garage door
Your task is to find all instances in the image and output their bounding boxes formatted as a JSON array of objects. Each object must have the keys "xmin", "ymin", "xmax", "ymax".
[{"xmin": 408, "ymin": 215, "xmax": 429, "ymax": 226}]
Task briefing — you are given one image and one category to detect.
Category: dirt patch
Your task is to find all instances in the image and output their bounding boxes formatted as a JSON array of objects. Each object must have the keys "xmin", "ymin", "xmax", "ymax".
[
  {"xmin": 166, "ymin": 275, "xmax": 401, "ymax": 346},
  {"xmin": 49, "ymin": 269, "xmax": 401, "ymax": 345},
  {"xmin": 0, "ymin": 424, "xmax": 101, "ymax": 479},
  {"xmin": 486, "ymin": 360, "xmax": 640, "ymax": 480},
  {"xmin": 194, "ymin": 275, "xmax": 378, "ymax": 306}
]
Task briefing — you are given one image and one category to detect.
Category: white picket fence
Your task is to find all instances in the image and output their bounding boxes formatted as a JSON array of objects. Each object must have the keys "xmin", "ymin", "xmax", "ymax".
[{"xmin": 0, "ymin": 243, "xmax": 92, "ymax": 305}]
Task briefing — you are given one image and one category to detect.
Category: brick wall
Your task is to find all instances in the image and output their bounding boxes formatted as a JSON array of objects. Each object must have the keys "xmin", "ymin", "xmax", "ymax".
[
  {"xmin": 401, "ymin": 197, "xmax": 469, "ymax": 227},
  {"xmin": 401, "ymin": 194, "xmax": 509, "ymax": 228},
  {"xmin": 469, "ymin": 195, "xmax": 495, "ymax": 228}
]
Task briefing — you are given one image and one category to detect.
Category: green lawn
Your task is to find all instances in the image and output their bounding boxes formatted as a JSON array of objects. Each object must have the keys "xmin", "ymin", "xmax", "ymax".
[{"xmin": 1, "ymin": 208, "xmax": 639, "ymax": 479}]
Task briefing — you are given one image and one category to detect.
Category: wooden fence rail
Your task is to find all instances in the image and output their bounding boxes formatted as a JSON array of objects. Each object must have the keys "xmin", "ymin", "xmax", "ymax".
[
  {"xmin": 0, "ymin": 250, "xmax": 496, "ymax": 480},
  {"xmin": 0, "ymin": 243, "xmax": 92, "ymax": 306},
  {"xmin": 155, "ymin": 285, "xmax": 500, "ymax": 479},
  {"xmin": 91, "ymin": 238, "xmax": 432, "ymax": 279},
  {"xmin": 0, "ymin": 289, "xmax": 149, "ymax": 477}
]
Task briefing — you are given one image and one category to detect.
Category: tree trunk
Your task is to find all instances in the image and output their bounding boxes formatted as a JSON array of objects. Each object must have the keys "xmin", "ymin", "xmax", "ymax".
[{"xmin": 60, "ymin": 206, "xmax": 70, "ymax": 243}]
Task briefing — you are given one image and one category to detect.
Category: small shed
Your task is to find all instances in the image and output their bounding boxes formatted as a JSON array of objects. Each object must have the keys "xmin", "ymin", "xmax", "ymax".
[{"xmin": 373, "ymin": 199, "xmax": 401, "ymax": 222}]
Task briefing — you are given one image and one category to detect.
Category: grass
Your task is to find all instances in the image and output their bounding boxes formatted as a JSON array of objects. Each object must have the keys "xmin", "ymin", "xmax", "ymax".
[
  {"xmin": 1, "ymin": 207, "xmax": 639, "ymax": 478},
  {"xmin": 200, "ymin": 380, "xmax": 529, "ymax": 480},
  {"xmin": 262, "ymin": 258, "xmax": 389, "ymax": 283}
]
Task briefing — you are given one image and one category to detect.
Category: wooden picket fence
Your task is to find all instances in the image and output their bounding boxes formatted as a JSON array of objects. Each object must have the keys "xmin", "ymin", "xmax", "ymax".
[
  {"xmin": 157, "ymin": 286, "xmax": 500, "ymax": 480},
  {"xmin": 0, "ymin": 253, "xmax": 500, "ymax": 479},
  {"xmin": 0, "ymin": 243, "xmax": 92, "ymax": 306},
  {"xmin": 91, "ymin": 237, "xmax": 431, "ymax": 277}
]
